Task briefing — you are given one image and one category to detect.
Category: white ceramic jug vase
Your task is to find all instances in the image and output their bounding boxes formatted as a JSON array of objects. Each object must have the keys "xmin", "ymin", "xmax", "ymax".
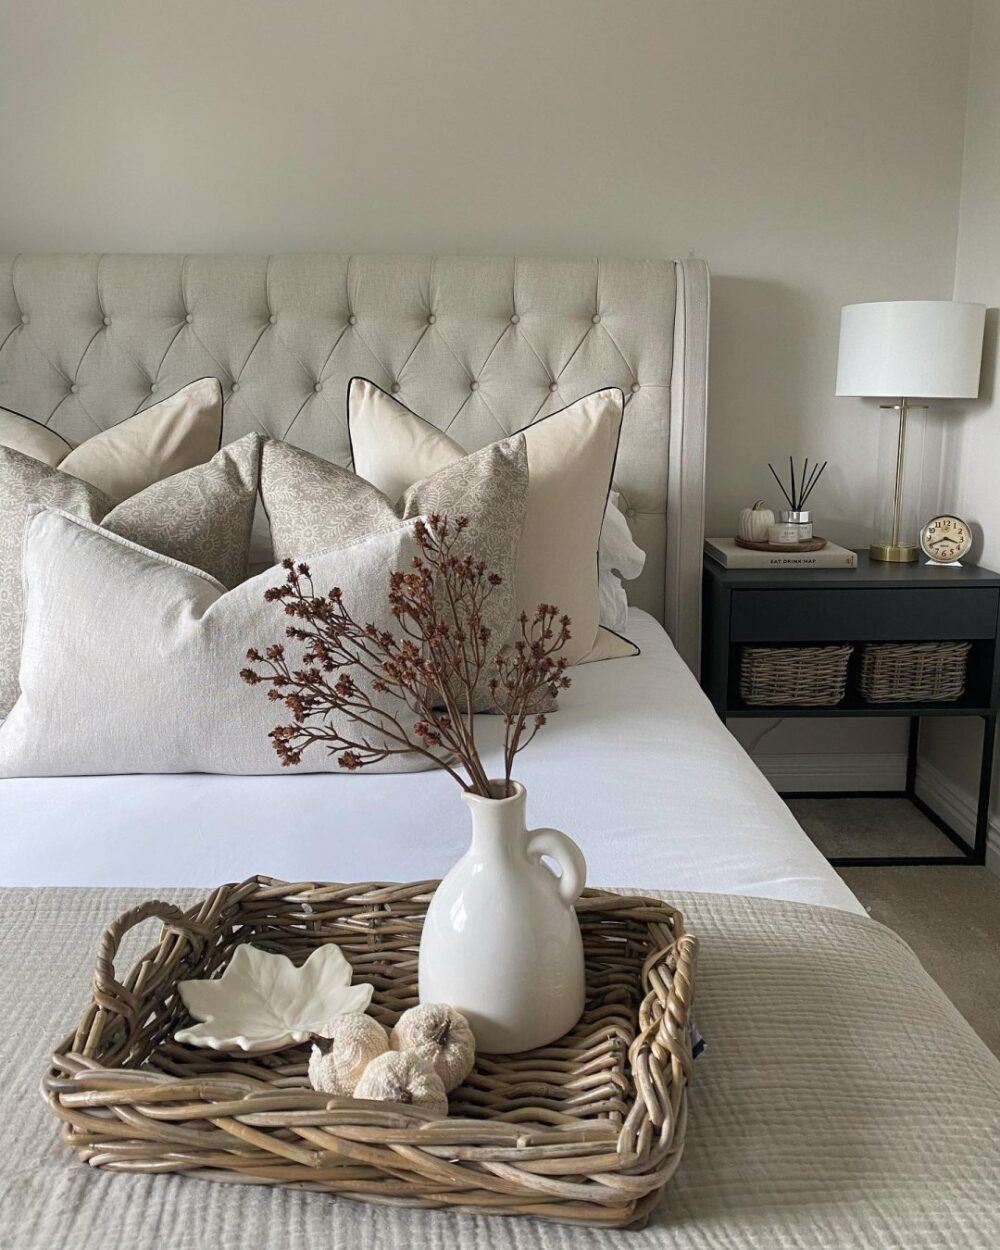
[{"xmin": 418, "ymin": 781, "xmax": 587, "ymax": 1054}]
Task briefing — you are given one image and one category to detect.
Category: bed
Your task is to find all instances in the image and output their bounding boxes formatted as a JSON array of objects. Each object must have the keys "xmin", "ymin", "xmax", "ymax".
[
  {"xmin": 0, "ymin": 251, "xmax": 853, "ymax": 908},
  {"xmin": 0, "ymin": 609, "xmax": 859, "ymax": 910},
  {"xmin": 1, "ymin": 253, "xmax": 998, "ymax": 1248}
]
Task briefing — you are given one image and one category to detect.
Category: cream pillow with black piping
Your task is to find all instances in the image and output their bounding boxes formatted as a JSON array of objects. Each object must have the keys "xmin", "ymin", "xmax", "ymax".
[
  {"xmin": 0, "ymin": 377, "xmax": 224, "ymax": 503},
  {"xmin": 348, "ymin": 378, "xmax": 635, "ymax": 665}
]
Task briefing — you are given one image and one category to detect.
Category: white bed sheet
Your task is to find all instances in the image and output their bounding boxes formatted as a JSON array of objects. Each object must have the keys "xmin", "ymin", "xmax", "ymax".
[{"xmin": 0, "ymin": 610, "xmax": 862, "ymax": 913}]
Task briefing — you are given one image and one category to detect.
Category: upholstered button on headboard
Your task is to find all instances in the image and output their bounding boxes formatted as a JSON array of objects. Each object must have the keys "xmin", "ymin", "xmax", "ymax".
[{"xmin": 0, "ymin": 253, "xmax": 709, "ymax": 669}]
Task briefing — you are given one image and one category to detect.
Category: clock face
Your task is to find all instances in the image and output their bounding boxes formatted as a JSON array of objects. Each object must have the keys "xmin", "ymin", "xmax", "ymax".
[{"xmin": 920, "ymin": 514, "xmax": 972, "ymax": 563}]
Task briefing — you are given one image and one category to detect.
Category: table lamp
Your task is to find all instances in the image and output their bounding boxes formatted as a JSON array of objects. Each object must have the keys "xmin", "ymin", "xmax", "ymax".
[{"xmin": 836, "ymin": 300, "xmax": 985, "ymax": 562}]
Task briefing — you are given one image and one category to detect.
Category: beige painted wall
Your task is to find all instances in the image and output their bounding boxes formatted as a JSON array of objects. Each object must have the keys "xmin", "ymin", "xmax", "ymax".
[
  {"xmin": 0, "ymin": 0, "xmax": 973, "ymax": 538},
  {"xmin": 919, "ymin": 0, "xmax": 1000, "ymax": 831},
  {"xmin": 0, "ymin": 0, "xmax": 977, "ymax": 768},
  {"xmin": 948, "ymin": 0, "xmax": 1000, "ymax": 572}
]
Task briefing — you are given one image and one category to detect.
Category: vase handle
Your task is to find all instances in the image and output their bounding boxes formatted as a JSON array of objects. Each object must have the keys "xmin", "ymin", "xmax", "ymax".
[{"xmin": 527, "ymin": 827, "xmax": 587, "ymax": 906}]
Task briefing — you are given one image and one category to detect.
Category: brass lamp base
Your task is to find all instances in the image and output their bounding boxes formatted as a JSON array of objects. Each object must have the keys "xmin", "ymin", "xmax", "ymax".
[{"xmin": 869, "ymin": 541, "xmax": 919, "ymax": 563}]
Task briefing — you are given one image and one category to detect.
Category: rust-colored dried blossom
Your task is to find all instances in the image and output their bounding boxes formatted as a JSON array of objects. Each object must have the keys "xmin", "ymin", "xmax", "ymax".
[{"xmin": 240, "ymin": 516, "xmax": 571, "ymax": 795}]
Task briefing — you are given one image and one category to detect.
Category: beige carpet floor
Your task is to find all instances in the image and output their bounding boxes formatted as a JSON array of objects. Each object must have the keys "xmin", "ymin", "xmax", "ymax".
[{"xmin": 788, "ymin": 796, "xmax": 1000, "ymax": 1058}]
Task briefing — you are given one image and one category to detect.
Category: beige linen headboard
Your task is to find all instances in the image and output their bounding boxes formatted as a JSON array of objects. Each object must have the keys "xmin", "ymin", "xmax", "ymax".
[{"xmin": 0, "ymin": 254, "xmax": 709, "ymax": 669}]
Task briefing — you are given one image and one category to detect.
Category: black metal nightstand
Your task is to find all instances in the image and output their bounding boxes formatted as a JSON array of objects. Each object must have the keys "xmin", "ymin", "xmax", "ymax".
[{"xmin": 701, "ymin": 553, "xmax": 1000, "ymax": 866}]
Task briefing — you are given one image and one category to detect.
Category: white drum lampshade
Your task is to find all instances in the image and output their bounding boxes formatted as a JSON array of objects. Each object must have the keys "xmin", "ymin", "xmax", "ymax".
[
  {"xmin": 835, "ymin": 300, "xmax": 985, "ymax": 562},
  {"xmin": 836, "ymin": 301, "xmax": 985, "ymax": 399}
]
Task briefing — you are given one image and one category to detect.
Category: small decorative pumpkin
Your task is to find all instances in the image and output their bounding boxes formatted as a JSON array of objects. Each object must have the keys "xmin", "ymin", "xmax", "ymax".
[
  {"xmin": 308, "ymin": 1013, "xmax": 389, "ymax": 1096},
  {"xmin": 390, "ymin": 1003, "xmax": 476, "ymax": 1093},
  {"xmin": 738, "ymin": 500, "xmax": 774, "ymax": 543},
  {"xmin": 353, "ymin": 1048, "xmax": 449, "ymax": 1117}
]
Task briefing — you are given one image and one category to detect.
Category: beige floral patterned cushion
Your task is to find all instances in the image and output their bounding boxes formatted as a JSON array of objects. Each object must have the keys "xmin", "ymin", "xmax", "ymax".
[
  {"xmin": 102, "ymin": 434, "xmax": 261, "ymax": 589},
  {"xmin": 260, "ymin": 435, "xmax": 529, "ymax": 710},
  {"xmin": 0, "ymin": 434, "xmax": 261, "ymax": 718}
]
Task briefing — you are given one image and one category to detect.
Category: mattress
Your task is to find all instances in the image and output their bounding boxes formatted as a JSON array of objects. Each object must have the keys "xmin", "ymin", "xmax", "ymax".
[{"xmin": 0, "ymin": 610, "xmax": 861, "ymax": 914}]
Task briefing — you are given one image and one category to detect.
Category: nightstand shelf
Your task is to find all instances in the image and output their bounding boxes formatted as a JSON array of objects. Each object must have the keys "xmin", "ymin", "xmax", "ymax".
[
  {"xmin": 725, "ymin": 699, "xmax": 994, "ymax": 718},
  {"xmin": 702, "ymin": 552, "xmax": 1000, "ymax": 866}
]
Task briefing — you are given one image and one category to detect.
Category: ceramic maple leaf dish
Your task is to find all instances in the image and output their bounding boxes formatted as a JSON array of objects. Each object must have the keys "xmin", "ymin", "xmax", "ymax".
[{"xmin": 175, "ymin": 943, "xmax": 373, "ymax": 1053}]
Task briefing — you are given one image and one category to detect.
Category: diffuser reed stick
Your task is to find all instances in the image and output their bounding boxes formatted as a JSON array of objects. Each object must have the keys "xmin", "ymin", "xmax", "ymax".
[{"xmin": 768, "ymin": 457, "xmax": 827, "ymax": 512}]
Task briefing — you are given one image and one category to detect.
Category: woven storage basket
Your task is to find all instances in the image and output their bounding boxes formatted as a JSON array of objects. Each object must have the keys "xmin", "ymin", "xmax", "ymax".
[
  {"xmin": 44, "ymin": 876, "xmax": 697, "ymax": 1229},
  {"xmin": 739, "ymin": 644, "xmax": 852, "ymax": 706},
  {"xmin": 859, "ymin": 640, "xmax": 972, "ymax": 703}
]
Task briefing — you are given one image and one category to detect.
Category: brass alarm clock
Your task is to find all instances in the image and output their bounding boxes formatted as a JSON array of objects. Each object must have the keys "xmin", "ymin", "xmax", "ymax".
[{"xmin": 919, "ymin": 514, "xmax": 973, "ymax": 564}]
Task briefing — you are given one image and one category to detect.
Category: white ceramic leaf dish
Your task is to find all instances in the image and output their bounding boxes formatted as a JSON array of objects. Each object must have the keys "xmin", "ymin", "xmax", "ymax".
[{"xmin": 175, "ymin": 943, "xmax": 373, "ymax": 1053}]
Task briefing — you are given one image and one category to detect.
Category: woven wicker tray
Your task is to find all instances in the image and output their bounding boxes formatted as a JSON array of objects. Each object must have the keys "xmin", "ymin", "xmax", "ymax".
[{"xmin": 43, "ymin": 876, "xmax": 697, "ymax": 1229}]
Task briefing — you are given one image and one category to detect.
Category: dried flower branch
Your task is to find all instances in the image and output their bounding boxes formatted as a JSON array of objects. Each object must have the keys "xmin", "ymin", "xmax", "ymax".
[
  {"xmin": 240, "ymin": 515, "xmax": 571, "ymax": 797},
  {"xmin": 489, "ymin": 607, "xmax": 571, "ymax": 782}
]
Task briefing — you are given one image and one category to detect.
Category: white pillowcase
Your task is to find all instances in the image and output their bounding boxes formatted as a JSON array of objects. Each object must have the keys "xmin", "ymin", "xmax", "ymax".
[
  {"xmin": 0, "ymin": 509, "xmax": 435, "ymax": 777},
  {"xmin": 598, "ymin": 492, "xmax": 646, "ymax": 635}
]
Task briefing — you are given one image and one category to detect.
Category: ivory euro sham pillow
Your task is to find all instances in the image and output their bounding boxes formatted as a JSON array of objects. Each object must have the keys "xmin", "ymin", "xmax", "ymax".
[
  {"xmin": 0, "ymin": 510, "xmax": 434, "ymax": 777},
  {"xmin": 0, "ymin": 377, "xmax": 224, "ymax": 502},
  {"xmin": 0, "ymin": 433, "xmax": 260, "ymax": 717},
  {"xmin": 260, "ymin": 433, "xmax": 529, "ymax": 709},
  {"xmin": 348, "ymin": 379, "xmax": 630, "ymax": 664}
]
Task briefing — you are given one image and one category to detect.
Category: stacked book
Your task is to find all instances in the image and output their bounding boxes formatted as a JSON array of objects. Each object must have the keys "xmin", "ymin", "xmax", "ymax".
[{"xmin": 705, "ymin": 537, "xmax": 858, "ymax": 569}]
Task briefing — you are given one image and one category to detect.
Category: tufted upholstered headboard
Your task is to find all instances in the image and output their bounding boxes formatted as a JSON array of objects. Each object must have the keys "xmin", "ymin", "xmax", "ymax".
[{"xmin": 0, "ymin": 254, "xmax": 709, "ymax": 669}]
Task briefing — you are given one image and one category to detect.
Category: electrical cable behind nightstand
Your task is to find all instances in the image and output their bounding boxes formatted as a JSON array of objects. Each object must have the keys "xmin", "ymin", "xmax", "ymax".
[{"xmin": 743, "ymin": 718, "xmax": 784, "ymax": 754}]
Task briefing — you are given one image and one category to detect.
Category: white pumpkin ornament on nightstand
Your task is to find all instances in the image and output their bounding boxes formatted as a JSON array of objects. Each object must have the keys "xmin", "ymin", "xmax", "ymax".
[{"xmin": 738, "ymin": 501, "xmax": 775, "ymax": 543}]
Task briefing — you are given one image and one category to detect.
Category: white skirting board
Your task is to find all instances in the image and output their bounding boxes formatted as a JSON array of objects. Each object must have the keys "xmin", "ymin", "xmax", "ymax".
[
  {"xmin": 915, "ymin": 759, "xmax": 1000, "ymax": 874},
  {"xmin": 753, "ymin": 752, "xmax": 1000, "ymax": 874}
]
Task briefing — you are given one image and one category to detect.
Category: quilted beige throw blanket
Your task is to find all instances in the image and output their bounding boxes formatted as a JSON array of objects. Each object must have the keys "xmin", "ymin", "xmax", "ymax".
[{"xmin": 1, "ymin": 887, "xmax": 998, "ymax": 1249}]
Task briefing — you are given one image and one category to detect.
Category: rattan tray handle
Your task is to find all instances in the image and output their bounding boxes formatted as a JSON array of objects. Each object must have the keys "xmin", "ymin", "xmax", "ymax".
[
  {"xmin": 91, "ymin": 900, "xmax": 209, "ymax": 1028},
  {"xmin": 620, "ymin": 932, "xmax": 698, "ymax": 1157}
]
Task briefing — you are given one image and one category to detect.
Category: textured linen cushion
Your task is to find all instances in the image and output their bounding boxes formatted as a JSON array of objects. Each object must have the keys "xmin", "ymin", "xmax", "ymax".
[
  {"xmin": 0, "ymin": 510, "xmax": 433, "ymax": 777},
  {"xmin": 0, "ymin": 377, "xmax": 223, "ymax": 503},
  {"xmin": 260, "ymin": 433, "xmax": 529, "ymax": 709},
  {"xmin": 349, "ymin": 378, "xmax": 627, "ymax": 665},
  {"xmin": 0, "ymin": 434, "xmax": 260, "ymax": 717}
]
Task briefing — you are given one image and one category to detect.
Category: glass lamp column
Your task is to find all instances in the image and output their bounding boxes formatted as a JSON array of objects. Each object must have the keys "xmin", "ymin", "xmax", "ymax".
[{"xmin": 870, "ymin": 397, "xmax": 927, "ymax": 563}]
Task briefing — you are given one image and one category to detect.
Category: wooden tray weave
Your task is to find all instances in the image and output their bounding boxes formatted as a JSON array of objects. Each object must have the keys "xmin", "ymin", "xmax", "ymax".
[
  {"xmin": 43, "ymin": 876, "xmax": 697, "ymax": 1229},
  {"xmin": 734, "ymin": 534, "xmax": 827, "ymax": 552}
]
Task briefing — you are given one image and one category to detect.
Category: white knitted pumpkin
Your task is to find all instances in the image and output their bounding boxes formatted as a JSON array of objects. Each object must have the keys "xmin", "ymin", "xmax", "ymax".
[
  {"xmin": 353, "ymin": 1049, "xmax": 449, "ymax": 1118},
  {"xmin": 738, "ymin": 500, "xmax": 774, "ymax": 542},
  {"xmin": 308, "ymin": 1013, "xmax": 390, "ymax": 1097},
  {"xmin": 390, "ymin": 1003, "xmax": 476, "ymax": 1093}
]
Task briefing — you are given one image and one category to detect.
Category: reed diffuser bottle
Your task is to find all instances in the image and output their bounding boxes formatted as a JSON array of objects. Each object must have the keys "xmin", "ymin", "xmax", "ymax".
[{"xmin": 767, "ymin": 457, "xmax": 826, "ymax": 544}]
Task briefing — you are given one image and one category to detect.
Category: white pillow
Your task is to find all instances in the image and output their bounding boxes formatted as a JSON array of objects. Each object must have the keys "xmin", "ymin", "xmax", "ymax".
[
  {"xmin": 598, "ymin": 492, "xmax": 646, "ymax": 636},
  {"xmin": 0, "ymin": 509, "xmax": 435, "ymax": 777}
]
